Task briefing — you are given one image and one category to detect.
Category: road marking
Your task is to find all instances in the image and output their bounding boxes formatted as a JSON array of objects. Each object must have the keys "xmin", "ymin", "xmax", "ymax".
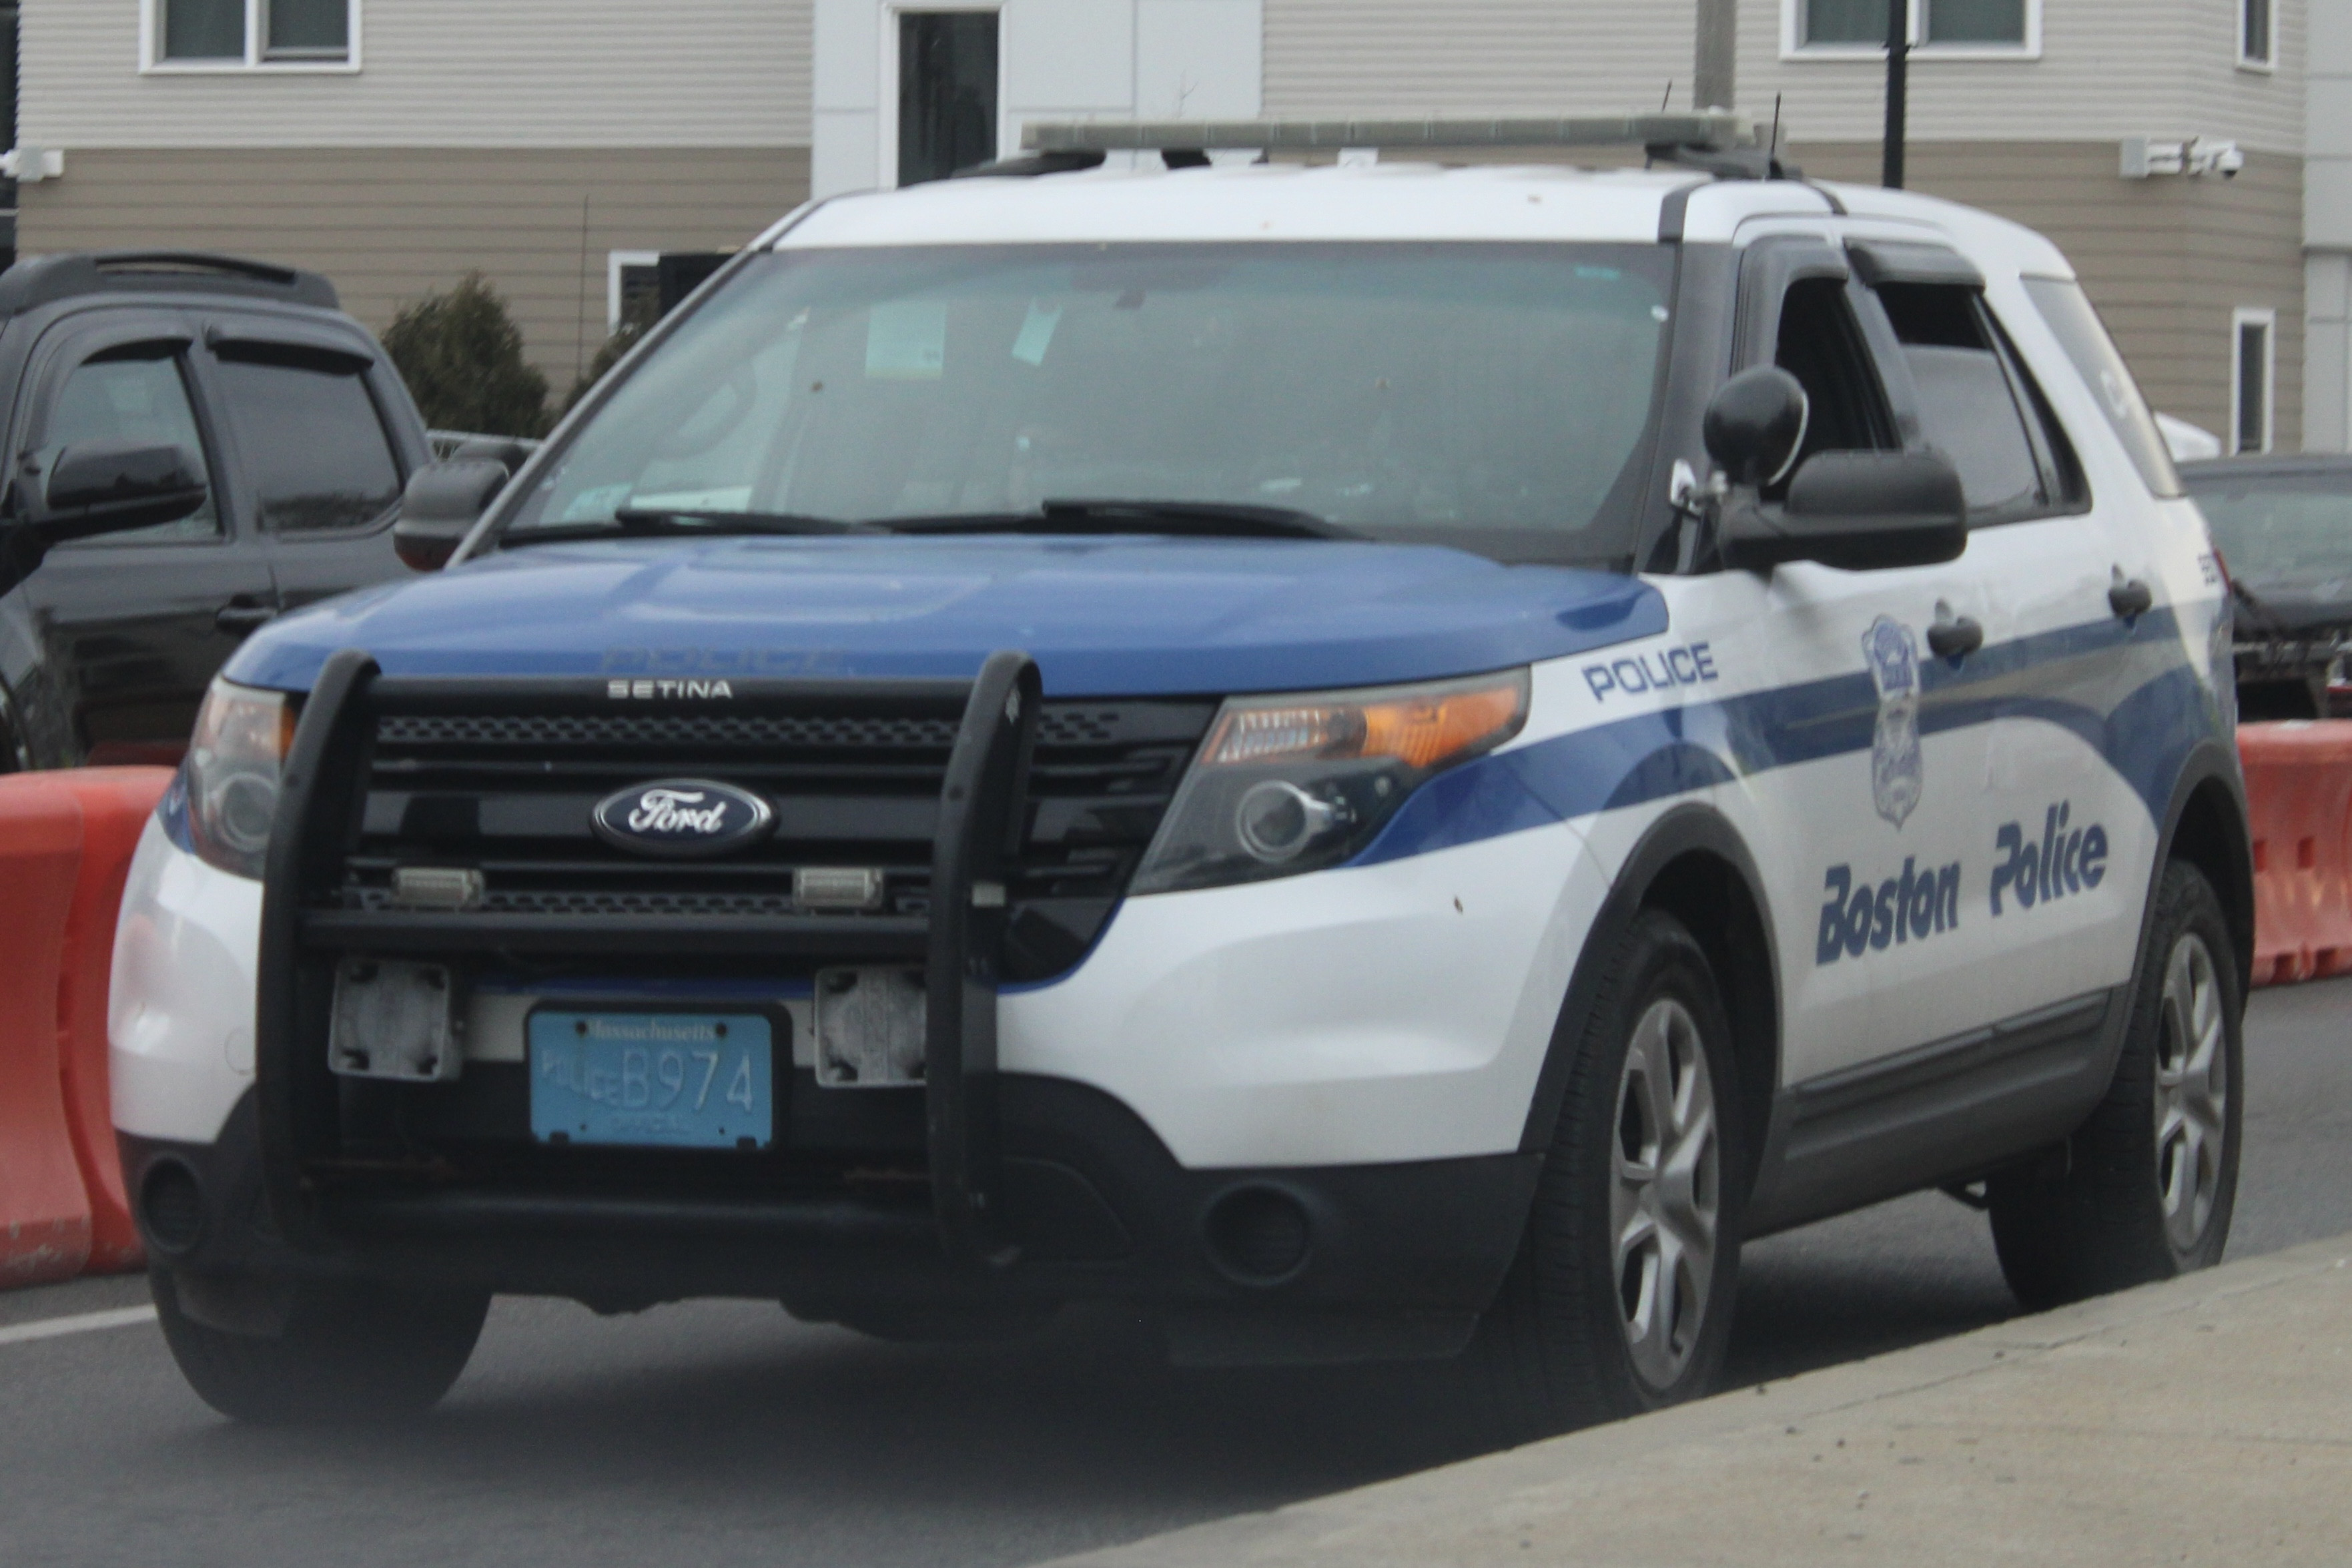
[{"xmin": 0, "ymin": 1305, "xmax": 158, "ymax": 1348}]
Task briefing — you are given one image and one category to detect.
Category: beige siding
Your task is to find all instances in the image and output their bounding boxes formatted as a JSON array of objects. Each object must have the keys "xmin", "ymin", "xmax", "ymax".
[
  {"xmin": 21, "ymin": 1, "xmax": 814, "ymax": 149},
  {"xmin": 1794, "ymin": 141, "xmax": 2305, "ymax": 447},
  {"xmin": 1262, "ymin": 0, "xmax": 2305, "ymax": 154},
  {"xmin": 16, "ymin": 147, "xmax": 812, "ymax": 388}
]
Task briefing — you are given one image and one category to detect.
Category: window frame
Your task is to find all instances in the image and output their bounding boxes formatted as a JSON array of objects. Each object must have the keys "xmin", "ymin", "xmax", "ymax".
[
  {"xmin": 2239, "ymin": 0, "xmax": 2274, "ymax": 71},
  {"xmin": 607, "ymin": 251, "xmax": 661, "ymax": 336},
  {"xmin": 35, "ymin": 335, "xmax": 232, "ymax": 551},
  {"xmin": 141, "ymin": 0, "xmax": 361, "ymax": 75},
  {"xmin": 876, "ymin": 2, "xmax": 1006, "ymax": 190},
  {"xmin": 2232, "ymin": 306, "xmax": 2278, "ymax": 456},
  {"xmin": 1782, "ymin": 0, "xmax": 2042, "ymax": 62}
]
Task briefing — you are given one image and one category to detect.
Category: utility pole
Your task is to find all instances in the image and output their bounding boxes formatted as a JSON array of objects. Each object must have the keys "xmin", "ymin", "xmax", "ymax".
[
  {"xmin": 1695, "ymin": 0, "xmax": 1735, "ymax": 110},
  {"xmin": 1882, "ymin": 0, "xmax": 1908, "ymax": 187}
]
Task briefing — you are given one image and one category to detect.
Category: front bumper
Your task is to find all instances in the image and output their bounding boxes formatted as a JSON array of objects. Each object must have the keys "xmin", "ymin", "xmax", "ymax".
[
  {"xmin": 115, "ymin": 655, "xmax": 1601, "ymax": 1358},
  {"xmin": 121, "ymin": 1081, "xmax": 1537, "ymax": 1364}
]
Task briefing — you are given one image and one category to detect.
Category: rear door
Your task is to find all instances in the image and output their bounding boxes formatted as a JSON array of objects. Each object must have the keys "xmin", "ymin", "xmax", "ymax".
[
  {"xmin": 190, "ymin": 314, "xmax": 419, "ymax": 617},
  {"xmin": 14, "ymin": 310, "xmax": 275, "ymax": 764}
]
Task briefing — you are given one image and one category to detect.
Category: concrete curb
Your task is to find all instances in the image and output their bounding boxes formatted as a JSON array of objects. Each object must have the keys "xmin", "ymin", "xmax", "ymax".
[{"xmin": 1039, "ymin": 1236, "xmax": 2352, "ymax": 1566}]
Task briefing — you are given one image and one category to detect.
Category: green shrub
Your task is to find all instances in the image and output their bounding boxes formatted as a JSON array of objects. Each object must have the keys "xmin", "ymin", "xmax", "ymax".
[{"xmin": 382, "ymin": 273, "xmax": 550, "ymax": 438}]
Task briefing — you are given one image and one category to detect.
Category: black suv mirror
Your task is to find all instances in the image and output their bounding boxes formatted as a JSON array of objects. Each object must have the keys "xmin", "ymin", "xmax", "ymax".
[
  {"xmin": 1722, "ymin": 450, "xmax": 1968, "ymax": 572},
  {"xmin": 27, "ymin": 439, "xmax": 209, "ymax": 543},
  {"xmin": 1703, "ymin": 366, "xmax": 1810, "ymax": 487},
  {"xmin": 393, "ymin": 458, "xmax": 510, "ymax": 572}
]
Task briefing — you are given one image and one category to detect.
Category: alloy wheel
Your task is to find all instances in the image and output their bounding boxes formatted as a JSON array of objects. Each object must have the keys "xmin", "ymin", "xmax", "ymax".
[
  {"xmin": 1609, "ymin": 998, "xmax": 1720, "ymax": 1391},
  {"xmin": 2154, "ymin": 931, "xmax": 2228, "ymax": 1254}
]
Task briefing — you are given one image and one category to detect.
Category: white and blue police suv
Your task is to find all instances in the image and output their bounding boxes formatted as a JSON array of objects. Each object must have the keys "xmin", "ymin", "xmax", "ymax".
[{"xmin": 108, "ymin": 116, "xmax": 2251, "ymax": 1435}]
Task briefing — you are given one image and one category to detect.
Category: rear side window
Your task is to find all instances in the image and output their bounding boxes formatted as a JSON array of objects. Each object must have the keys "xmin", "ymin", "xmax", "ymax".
[
  {"xmin": 213, "ymin": 346, "xmax": 403, "ymax": 532},
  {"xmin": 1876, "ymin": 282, "xmax": 2079, "ymax": 523},
  {"xmin": 2021, "ymin": 276, "xmax": 2183, "ymax": 498},
  {"xmin": 47, "ymin": 348, "xmax": 221, "ymax": 544}
]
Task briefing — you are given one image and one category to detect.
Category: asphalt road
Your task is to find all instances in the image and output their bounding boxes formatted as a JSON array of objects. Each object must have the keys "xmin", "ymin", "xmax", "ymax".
[{"xmin": 5, "ymin": 979, "xmax": 2347, "ymax": 1568}]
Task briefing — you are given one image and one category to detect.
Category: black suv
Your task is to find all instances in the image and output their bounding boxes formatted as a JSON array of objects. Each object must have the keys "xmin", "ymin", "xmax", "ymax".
[{"xmin": 0, "ymin": 252, "xmax": 431, "ymax": 770}]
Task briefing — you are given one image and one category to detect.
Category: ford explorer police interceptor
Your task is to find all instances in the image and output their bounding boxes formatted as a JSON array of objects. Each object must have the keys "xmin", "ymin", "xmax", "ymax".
[{"xmin": 107, "ymin": 115, "xmax": 2252, "ymax": 1437}]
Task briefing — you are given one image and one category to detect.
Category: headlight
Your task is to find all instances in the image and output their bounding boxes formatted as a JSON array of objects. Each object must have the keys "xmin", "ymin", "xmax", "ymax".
[
  {"xmin": 185, "ymin": 679, "xmax": 296, "ymax": 879},
  {"xmin": 1131, "ymin": 669, "xmax": 1529, "ymax": 895}
]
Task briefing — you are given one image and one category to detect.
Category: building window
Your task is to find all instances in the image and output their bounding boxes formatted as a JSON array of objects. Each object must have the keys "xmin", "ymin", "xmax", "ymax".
[
  {"xmin": 2241, "ymin": 0, "xmax": 2273, "ymax": 67},
  {"xmin": 1790, "ymin": 0, "xmax": 2036, "ymax": 54},
  {"xmin": 897, "ymin": 11, "xmax": 1000, "ymax": 187},
  {"xmin": 2233, "ymin": 308, "xmax": 2277, "ymax": 455},
  {"xmin": 147, "ymin": 0, "xmax": 356, "ymax": 70}
]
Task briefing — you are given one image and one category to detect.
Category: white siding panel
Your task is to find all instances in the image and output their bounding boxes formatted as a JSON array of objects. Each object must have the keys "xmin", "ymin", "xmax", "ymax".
[
  {"xmin": 1262, "ymin": 0, "xmax": 2303, "ymax": 154},
  {"xmin": 1264, "ymin": 0, "xmax": 1690, "ymax": 119},
  {"xmin": 22, "ymin": 0, "xmax": 815, "ymax": 149}
]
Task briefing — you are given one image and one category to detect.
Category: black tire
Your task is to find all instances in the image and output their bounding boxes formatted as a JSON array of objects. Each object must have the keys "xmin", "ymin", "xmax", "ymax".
[
  {"xmin": 153, "ymin": 1269, "xmax": 489, "ymax": 1425},
  {"xmin": 1988, "ymin": 860, "xmax": 2243, "ymax": 1311},
  {"xmin": 1460, "ymin": 908, "xmax": 1745, "ymax": 1446}
]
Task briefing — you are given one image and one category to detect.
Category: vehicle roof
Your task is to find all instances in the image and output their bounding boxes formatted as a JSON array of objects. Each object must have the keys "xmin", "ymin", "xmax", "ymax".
[
  {"xmin": 2179, "ymin": 454, "xmax": 2352, "ymax": 484},
  {"xmin": 0, "ymin": 251, "xmax": 341, "ymax": 317},
  {"xmin": 767, "ymin": 161, "xmax": 2074, "ymax": 276}
]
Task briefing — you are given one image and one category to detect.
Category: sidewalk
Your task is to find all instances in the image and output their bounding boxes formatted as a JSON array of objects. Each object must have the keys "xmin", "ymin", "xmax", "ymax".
[{"xmin": 1044, "ymin": 1235, "xmax": 2352, "ymax": 1567}]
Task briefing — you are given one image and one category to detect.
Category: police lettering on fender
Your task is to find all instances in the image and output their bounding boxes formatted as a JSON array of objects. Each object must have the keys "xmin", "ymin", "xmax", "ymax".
[{"xmin": 1582, "ymin": 642, "xmax": 1717, "ymax": 701}]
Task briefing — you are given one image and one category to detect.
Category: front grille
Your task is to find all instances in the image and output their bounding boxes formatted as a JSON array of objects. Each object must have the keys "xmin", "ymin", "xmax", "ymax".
[{"xmin": 338, "ymin": 691, "xmax": 1214, "ymax": 982}]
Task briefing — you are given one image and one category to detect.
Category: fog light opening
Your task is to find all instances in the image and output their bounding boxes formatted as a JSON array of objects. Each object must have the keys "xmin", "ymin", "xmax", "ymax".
[
  {"xmin": 1202, "ymin": 1184, "xmax": 1312, "ymax": 1285},
  {"xmin": 139, "ymin": 1159, "xmax": 206, "ymax": 1255}
]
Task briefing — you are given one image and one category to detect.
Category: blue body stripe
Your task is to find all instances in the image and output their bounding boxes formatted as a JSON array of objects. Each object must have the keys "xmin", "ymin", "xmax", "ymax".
[{"xmin": 1352, "ymin": 605, "xmax": 2221, "ymax": 867}]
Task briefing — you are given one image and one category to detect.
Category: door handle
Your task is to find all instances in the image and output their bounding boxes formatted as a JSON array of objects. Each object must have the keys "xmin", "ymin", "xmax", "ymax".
[
  {"xmin": 215, "ymin": 602, "xmax": 276, "ymax": 636},
  {"xmin": 2108, "ymin": 575, "xmax": 2154, "ymax": 621},
  {"xmin": 1927, "ymin": 604, "xmax": 1984, "ymax": 661}
]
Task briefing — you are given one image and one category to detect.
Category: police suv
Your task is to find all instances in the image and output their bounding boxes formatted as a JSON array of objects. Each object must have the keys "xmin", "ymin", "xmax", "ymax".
[{"xmin": 110, "ymin": 115, "xmax": 2251, "ymax": 1435}]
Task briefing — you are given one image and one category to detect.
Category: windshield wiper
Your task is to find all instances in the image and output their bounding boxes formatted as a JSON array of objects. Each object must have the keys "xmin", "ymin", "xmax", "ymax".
[
  {"xmin": 874, "ymin": 498, "xmax": 1360, "ymax": 540},
  {"xmin": 504, "ymin": 508, "xmax": 868, "ymax": 546}
]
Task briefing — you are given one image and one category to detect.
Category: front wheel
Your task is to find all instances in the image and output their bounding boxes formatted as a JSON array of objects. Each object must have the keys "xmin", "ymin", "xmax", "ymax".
[
  {"xmin": 154, "ymin": 1269, "xmax": 489, "ymax": 1425},
  {"xmin": 1988, "ymin": 860, "xmax": 2243, "ymax": 1310},
  {"xmin": 1460, "ymin": 909, "xmax": 1743, "ymax": 1445}
]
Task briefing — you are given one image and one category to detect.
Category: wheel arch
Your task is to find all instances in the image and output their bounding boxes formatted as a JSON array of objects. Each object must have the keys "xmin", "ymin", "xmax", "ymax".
[
  {"xmin": 2149, "ymin": 740, "xmax": 2255, "ymax": 995},
  {"xmin": 1519, "ymin": 803, "xmax": 1781, "ymax": 1199}
]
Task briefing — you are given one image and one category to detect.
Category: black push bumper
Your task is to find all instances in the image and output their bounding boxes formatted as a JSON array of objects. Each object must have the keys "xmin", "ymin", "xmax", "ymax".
[{"xmin": 187, "ymin": 649, "xmax": 1537, "ymax": 1364}]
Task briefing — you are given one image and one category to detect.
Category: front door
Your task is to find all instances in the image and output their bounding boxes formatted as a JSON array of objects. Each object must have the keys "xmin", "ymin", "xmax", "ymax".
[{"xmin": 15, "ymin": 313, "xmax": 276, "ymax": 764}]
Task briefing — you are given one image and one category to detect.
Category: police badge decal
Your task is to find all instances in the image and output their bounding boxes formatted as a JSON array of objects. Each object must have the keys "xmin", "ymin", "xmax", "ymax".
[{"xmin": 1864, "ymin": 615, "xmax": 1923, "ymax": 828}]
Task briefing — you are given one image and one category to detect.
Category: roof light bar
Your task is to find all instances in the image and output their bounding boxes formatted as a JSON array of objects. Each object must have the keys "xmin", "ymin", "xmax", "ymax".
[{"xmin": 1021, "ymin": 113, "xmax": 1753, "ymax": 155}]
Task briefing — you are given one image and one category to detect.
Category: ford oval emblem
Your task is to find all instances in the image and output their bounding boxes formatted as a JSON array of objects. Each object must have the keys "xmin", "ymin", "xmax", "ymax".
[{"xmin": 591, "ymin": 779, "xmax": 776, "ymax": 859}]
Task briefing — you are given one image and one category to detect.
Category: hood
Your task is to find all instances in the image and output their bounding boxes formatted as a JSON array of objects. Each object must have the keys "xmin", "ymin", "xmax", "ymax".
[{"xmin": 226, "ymin": 534, "xmax": 1665, "ymax": 697}]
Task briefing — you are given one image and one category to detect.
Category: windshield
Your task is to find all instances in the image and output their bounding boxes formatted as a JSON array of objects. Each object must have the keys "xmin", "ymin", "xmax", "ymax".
[
  {"xmin": 2185, "ymin": 470, "xmax": 2352, "ymax": 584},
  {"xmin": 500, "ymin": 243, "xmax": 1675, "ymax": 562}
]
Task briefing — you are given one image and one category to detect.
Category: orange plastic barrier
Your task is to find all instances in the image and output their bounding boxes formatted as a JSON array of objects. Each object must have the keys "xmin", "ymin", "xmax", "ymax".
[
  {"xmin": 2238, "ymin": 721, "xmax": 2352, "ymax": 988},
  {"xmin": 49, "ymin": 768, "xmax": 173, "ymax": 1272},
  {"xmin": 0, "ymin": 777, "xmax": 91, "ymax": 1284}
]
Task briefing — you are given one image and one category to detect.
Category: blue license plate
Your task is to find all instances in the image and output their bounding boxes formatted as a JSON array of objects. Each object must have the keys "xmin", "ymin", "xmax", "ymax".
[{"xmin": 528, "ymin": 1012, "xmax": 775, "ymax": 1149}]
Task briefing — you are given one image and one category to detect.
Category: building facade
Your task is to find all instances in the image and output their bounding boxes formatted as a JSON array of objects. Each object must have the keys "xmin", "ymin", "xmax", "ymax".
[{"xmin": 8, "ymin": 0, "xmax": 2335, "ymax": 447}]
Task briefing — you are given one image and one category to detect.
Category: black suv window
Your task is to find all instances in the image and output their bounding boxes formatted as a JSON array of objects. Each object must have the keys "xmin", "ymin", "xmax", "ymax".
[
  {"xmin": 47, "ymin": 347, "xmax": 221, "ymax": 545},
  {"xmin": 1875, "ymin": 282, "xmax": 2082, "ymax": 523},
  {"xmin": 1769, "ymin": 277, "xmax": 1898, "ymax": 494},
  {"xmin": 213, "ymin": 345, "xmax": 402, "ymax": 532}
]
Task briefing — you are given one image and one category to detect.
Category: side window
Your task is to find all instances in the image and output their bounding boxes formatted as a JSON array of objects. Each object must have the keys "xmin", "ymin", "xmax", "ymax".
[
  {"xmin": 1875, "ymin": 282, "xmax": 2076, "ymax": 522},
  {"xmin": 212, "ymin": 346, "xmax": 404, "ymax": 532},
  {"xmin": 2020, "ymin": 276, "xmax": 2181, "ymax": 498},
  {"xmin": 1770, "ymin": 277, "xmax": 1898, "ymax": 492},
  {"xmin": 46, "ymin": 348, "xmax": 222, "ymax": 546}
]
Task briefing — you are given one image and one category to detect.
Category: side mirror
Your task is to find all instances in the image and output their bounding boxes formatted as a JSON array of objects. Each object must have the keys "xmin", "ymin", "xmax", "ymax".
[
  {"xmin": 1722, "ymin": 450, "xmax": 1968, "ymax": 572},
  {"xmin": 1702, "ymin": 366, "xmax": 1810, "ymax": 488},
  {"xmin": 27, "ymin": 439, "xmax": 209, "ymax": 543},
  {"xmin": 392, "ymin": 458, "xmax": 510, "ymax": 572}
]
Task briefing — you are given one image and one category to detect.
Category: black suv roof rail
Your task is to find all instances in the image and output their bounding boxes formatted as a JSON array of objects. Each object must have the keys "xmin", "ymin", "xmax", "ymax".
[{"xmin": 0, "ymin": 250, "xmax": 340, "ymax": 316}]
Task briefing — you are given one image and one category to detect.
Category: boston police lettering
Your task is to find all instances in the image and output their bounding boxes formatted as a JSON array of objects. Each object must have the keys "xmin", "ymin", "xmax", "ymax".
[
  {"xmin": 1816, "ymin": 857, "xmax": 1962, "ymax": 965},
  {"xmin": 1990, "ymin": 801, "xmax": 2107, "ymax": 915}
]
